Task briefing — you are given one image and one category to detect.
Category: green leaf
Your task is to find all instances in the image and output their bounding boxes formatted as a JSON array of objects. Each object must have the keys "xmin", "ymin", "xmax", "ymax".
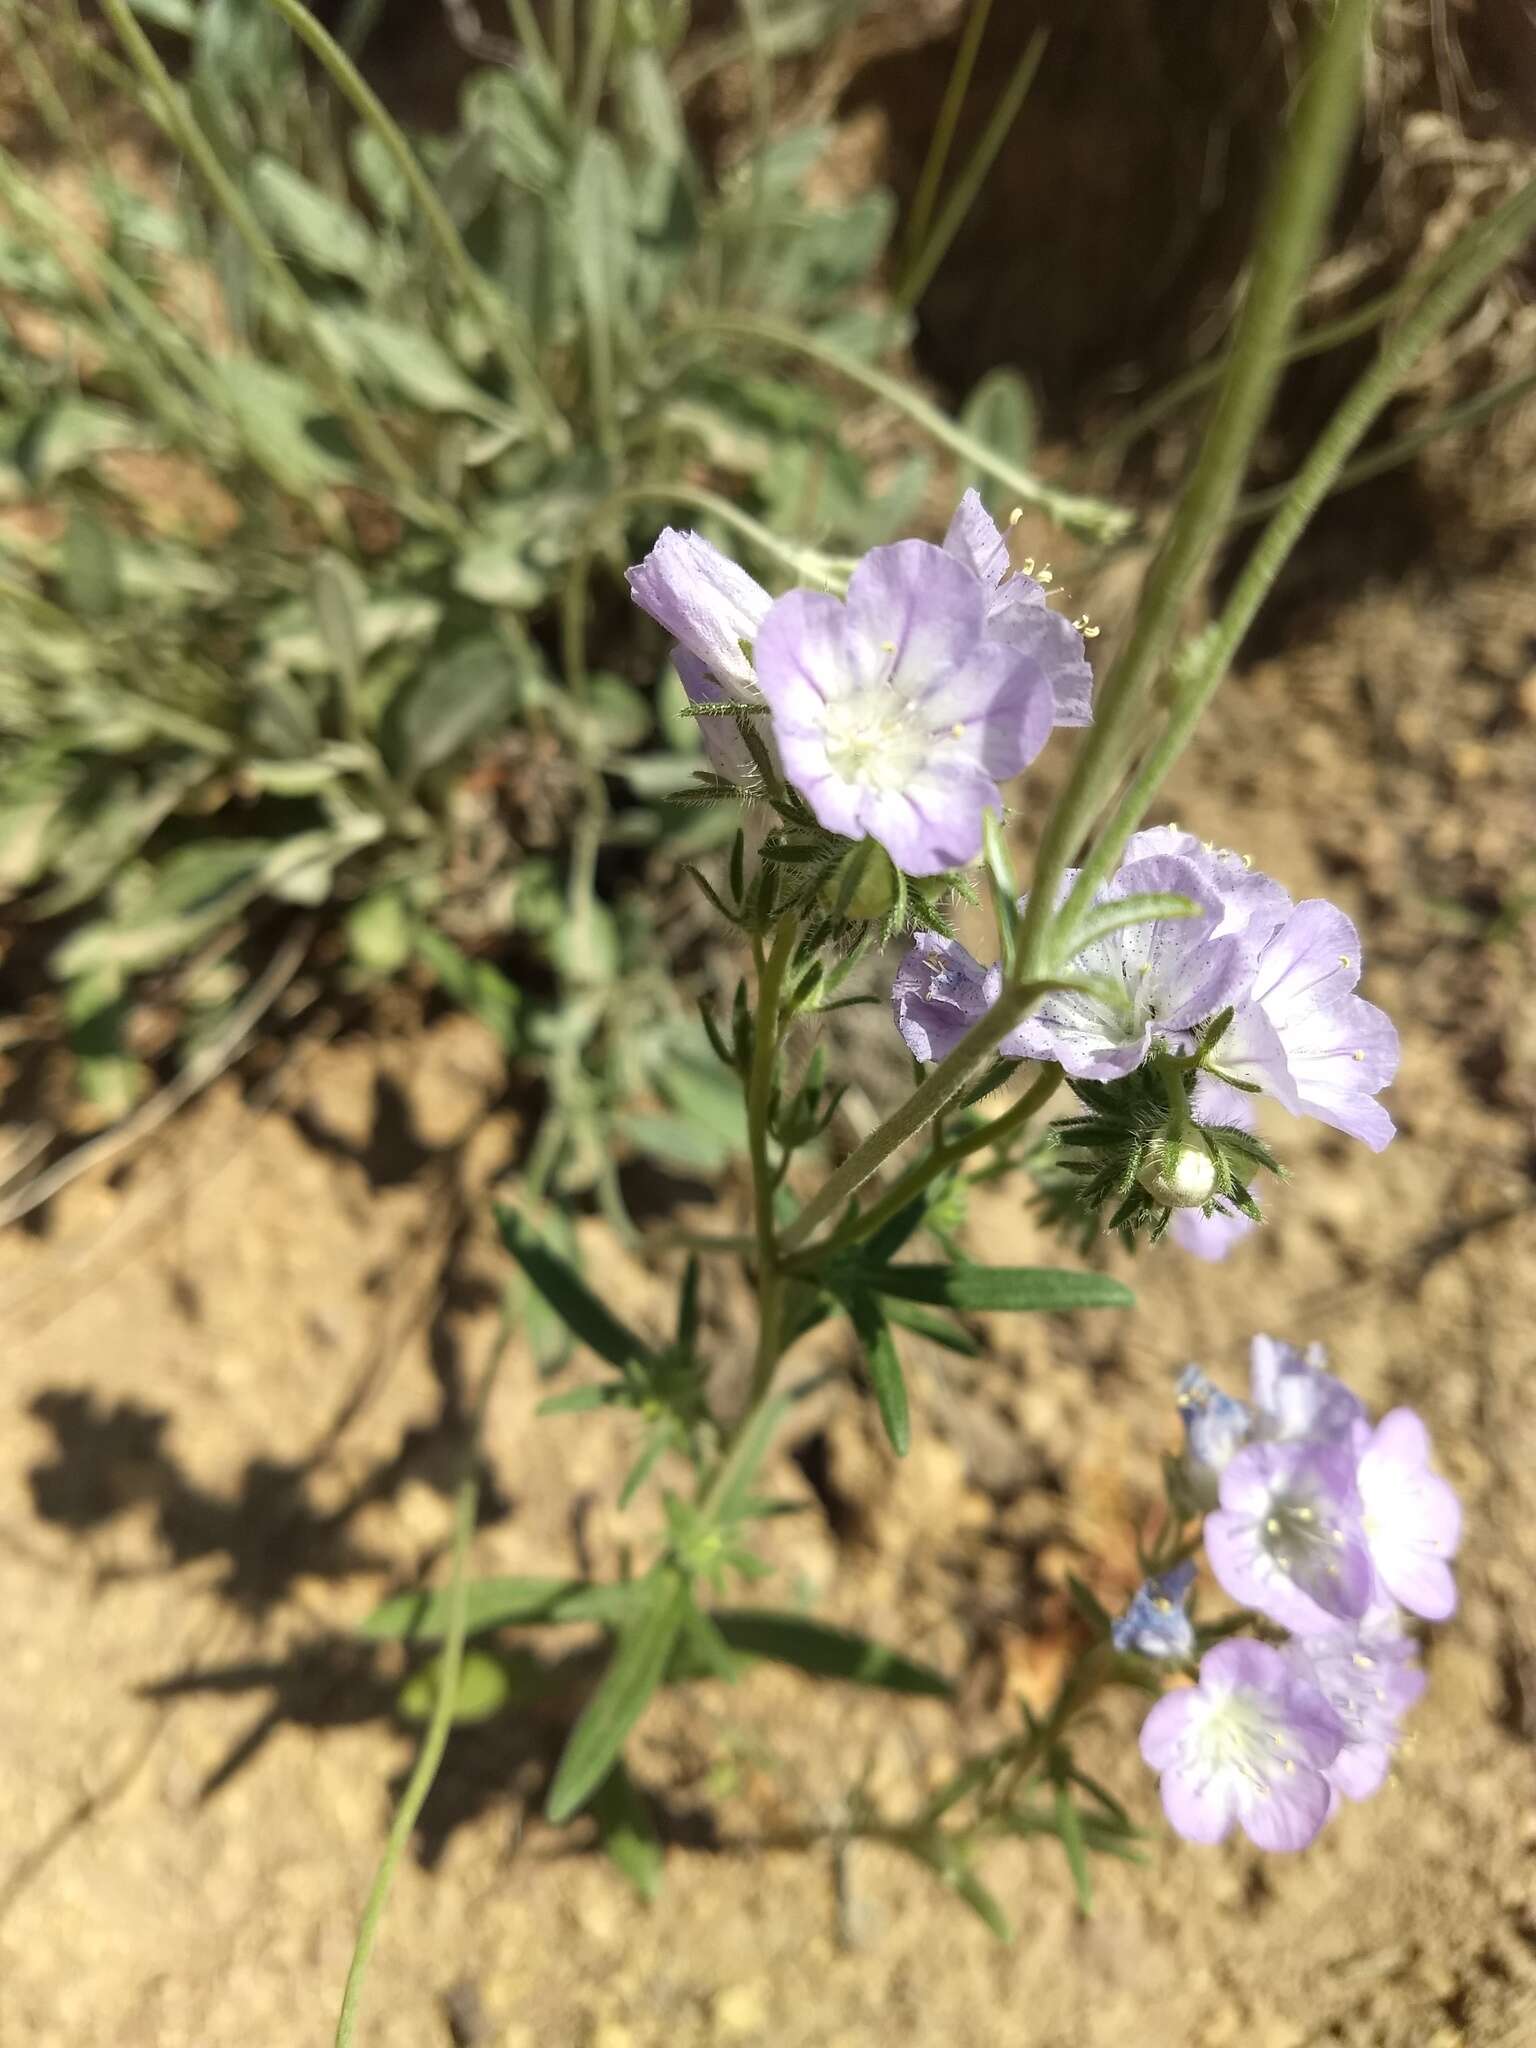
[
  {"xmin": 569, "ymin": 130, "xmax": 633, "ymax": 405},
  {"xmin": 23, "ymin": 398, "xmax": 141, "ymax": 485},
  {"xmin": 1055, "ymin": 1782, "xmax": 1094, "ymax": 1913},
  {"xmin": 536, "ymin": 1383, "xmax": 624, "ymax": 1417},
  {"xmin": 64, "ymin": 968, "xmax": 143, "ymax": 1117},
  {"xmin": 589, "ymin": 1761, "xmax": 664, "ymax": 1903},
  {"xmin": 215, "ymin": 359, "xmax": 352, "ymax": 491},
  {"xmin": 322, "ymin": 309, "xmax": 505, "ymax": 421},
  {"xmin": 249, "ymin": 155, "xmax": 377, "ymax": 280},
  {"xmin": 495, "ymin": 1203, "xmax": 654, "ymax": 1371},
  {"xmin": 310, "ymin": 552, "xmax": 365, "ymax": 690},
  {"xmin": 546, "ymin": 1568, "xmax": 690, "ymax": 1824},
  {"xmin": 60, "ymin": 511, "xmax": 122, "ymax": 619},
  {"xmin": 390, "ymin": 636, "xmax": 519, "ymax": 783},
  {"xmin": 950, "ymin": 1865, "xmax": 1014, "ymax": 1942},
  {"xmin": 349, "ymin": 125, "xmax": 411, "ymax": 224},
  {"xmin": 708, "ymin": 1610, "xmax": 952, "ymax": 1696},
  {"xmin": 359, "ymin": 1574, "xmax": 646, "ymax": 1643},
  {"xmin": 345, "ymin": 888, "xmax": 414, "ymax": 976},
  {"xmin": 615, "ymin": 1111, "xmax": 731, "ymax": 1175},
  {"xmin": 880, "ymin": 1297, "xmax": 982, "ymax": 1356},
  {"xmin": 861, "ymin": 1265, "xmax": 1134, "ymax": 1313},
  {"xmin": 959, "ymin": 370, "xmax": 1039, "ymax": 485},
  {"xmin": 847, "ymin": 1290, "xmax": 910, "ymax": 1456},
  {"xmin": 397, "ymin": 1646, "xmax": 512, "ymax": 1726},
  {"xmin": 412, "ymin": 926, "xmax": 519, "ymax": 1049}
]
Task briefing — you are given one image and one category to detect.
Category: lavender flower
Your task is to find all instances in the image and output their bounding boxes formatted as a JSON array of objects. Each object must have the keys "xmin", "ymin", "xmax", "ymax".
[
  {"xmin": 1356, "ymin": 1408, "xmax": 1462, "ymax": 1621},
  {"xmin": 1215, "ymin": 898, "xmax": 1400, "ymax": 1153},
  {"xmin": 752, "ymin": 540, "xmax": 1054, "ymax": 876},
  {"xmin": 890, "ymin": 827, "xmax": 1399, "ymax": 1152},
  {"xmin": 940, "ymin": 490, "xmax": 1094, "ymax": 726},
  {"xmin": 890, "ymin": 933, "xmax": 999, "ymax": 1062},
  {"xmin": 1249, "ymin": 1334, "xmax": 1367, "ymax": 1452},
  {"xmin": 1139, "ymin": 1639, "xmax": 1343, "ymax": 1850},
  {"xmin": 1205, "ymin": 1439, "xmax": 1375, "ymax": 1633},
  {"xmin": 626, "ymin": 529, "xmax": 775, "ymax": 781},
  {"xmin": 1112, "ymin": 1560, "xmax": 1197, "ymax": 1662},
  {"xmin": 1283, "ymin": 1613, "xmax": 1426, "ymax": 1802},
  {"xmin": 1001, "ymin": 852, "xmax": 1250, "ymax": 1079}
]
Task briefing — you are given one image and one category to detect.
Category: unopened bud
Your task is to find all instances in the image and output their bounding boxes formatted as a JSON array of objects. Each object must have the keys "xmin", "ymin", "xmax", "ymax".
[
  {"xmin": 820, "ymin": 839, "xmax": 899, "ymax": 921},
  {"xmin": 1137, "ymin": 1138, "xmax": 1217, "ymax": 1209}
]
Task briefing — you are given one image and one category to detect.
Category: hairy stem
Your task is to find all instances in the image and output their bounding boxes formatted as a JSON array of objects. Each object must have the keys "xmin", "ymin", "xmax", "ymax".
[
  {"xmin": 789, "ymin": 1065, "xmax": 1061, "ymax": 1267},
  {"xmin": 744, "ymin": 918, "xmax": 798, "ymax": 1410},
  {"xmin": 1014, "ymin": 0, "xmax": 1375, "ymax": 978}
]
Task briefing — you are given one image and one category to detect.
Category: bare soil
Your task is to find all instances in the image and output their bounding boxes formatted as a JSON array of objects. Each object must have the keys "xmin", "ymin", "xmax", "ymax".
[{"xmin": 4, "ymin": 499, "xmax": 1536, "ymax": 2048}]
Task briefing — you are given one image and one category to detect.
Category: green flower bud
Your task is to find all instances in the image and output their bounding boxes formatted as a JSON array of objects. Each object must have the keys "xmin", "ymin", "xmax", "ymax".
[
  {"xmin": 819, "ymin": 839, "xmax": 899, "ymax": 921},
  {"xmin": 1136, "ymin": 1137, "xmax": 1218, "ymax": 1209}
]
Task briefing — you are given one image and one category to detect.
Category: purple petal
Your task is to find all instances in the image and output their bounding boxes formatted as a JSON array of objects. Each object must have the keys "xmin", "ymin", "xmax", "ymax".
[
  {"xmin": 1139, "ymin": 1687, "xmax": 1203, "ymax": 1771},
  {"xmin": 1121, "ymin": 829, "xmax": 1292, "ymax": 945},
  {"xmin": 1239, "ymin": 1767, "xmax": 1332, "ymax": 1852},
  {"xmin": 1210, "ymin": 1001, "xmax": 1304, "ymax": 1114},
  {"xmin": 626, "ymin": 529, "xmax": 770, "ymax": 693},
  {"xmin": 843, "ymin": 540, "xmax": 988, "ymax": 696},
  {"xmin": 892, "ymin": 934, "xmax": 994, "ymax": 1063},
  {"xmin": 1190, "ymin": 1073, "xmax": 1258, "ymax": 1131},
  {"xmin": 941, "ymin": 489, "xmax": 1010, "ymax": 584},
  {"xmin": 1090, "ymin": 855, "xmax": 1251, "ymax": 1033},
  {"xmin": 753, "ymin": 588, "xmax": 851, "ymax": 728},
  {"xmin": 1160, "ymin": 1762, "xmax": 1238, "ymax": 1845},
  {"xmin": 1357, "ymin": 1409, "xmax": 1462, "ymax": 1622},
  {"xmin": 1268, "ymin": 993, "xmax": 1400, "ymax": 1152},
  {"xmin": 859, "ymin": 767, "xmax": 990, "ymax": 875},
  {"xmin": 1198, "ymin": 1636, "xmax": 1291, "ymax": 1696},
  {"xmin": 915, "ymin": 640, "xmax": 1055, "ymax": 781},
  {"xmin": 1327, "ymin": 1737, "xmax": 1394, "ymax": 1802},
  {"xmin": 1169, "ymin": 1204, "xmax": 1256, "ymax": 1261},
  {"xmin": 672, "ymin": 648, "xmax": 761, "ymax": 781},
  {"xmin": 1252, "ymin": 898, "xmax": 1365, "ymax": 1010},
  {"xmin": 983, "ymin": 583, "xmax": 1095, "ymax": 726}
]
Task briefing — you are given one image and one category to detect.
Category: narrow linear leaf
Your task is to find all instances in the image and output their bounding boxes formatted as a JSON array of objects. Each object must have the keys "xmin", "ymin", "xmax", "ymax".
[
  {"xmin": 709, "ymin": 1610, "xmax": 952, "ymax": 1697},
  {"xmin": 1064, "ymin": 892, "xmax": 1202, "ymax": 953},
  {"xmin": 359, "ymin": 1575, "xmax": 650, "ymax": 1644},
  {"xmin": 881, "ymin": 1297, "xmax": 982, "ymax": 1357},
  {"xmin": 495, "ymin": 1203, "xmax": 653, "ymax": 1369},
  {"xmin": 848, "ymin": 1290, "xmax": 910, "ymax": 1457},
  {"xmin": 863, "ymin": 1265, "xmax": 1134, "ymax": 1313},
  {"xmin": 536, "ymin": 1383, "xmax": 625, "ymax": 1416},
  {"xmin": 1055, "ymin": 1783, "xmax": 1094, "ymax": 1913},
  {"xmin": 546, "ymin": 1568, "xmax": 690, "ymax": 1824},
  {"xmin": 589, "ymin": 1761, "xmax": 665, "ymax": 1903}
]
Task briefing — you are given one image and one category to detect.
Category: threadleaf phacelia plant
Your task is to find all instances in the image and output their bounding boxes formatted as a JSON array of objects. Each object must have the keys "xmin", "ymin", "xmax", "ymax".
[{"xmin": 340, "ymin": 0, "xmax": 1522, "ymax": 2013}]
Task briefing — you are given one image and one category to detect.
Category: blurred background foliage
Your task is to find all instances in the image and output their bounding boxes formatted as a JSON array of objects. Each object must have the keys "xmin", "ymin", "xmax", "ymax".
[{"xmin": 0, "ymin": 0, "xmax": 1080, "ymax": 1204}]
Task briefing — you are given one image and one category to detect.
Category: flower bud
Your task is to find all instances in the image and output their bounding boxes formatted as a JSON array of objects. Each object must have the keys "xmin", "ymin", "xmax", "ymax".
[
  {"xmin": 819, "ymin": 839, "xmax": 899, "ymax": 921},
  {"xmin": 1136, "ymin": 1137, "xmax": 1217, "ymax": 1209}
]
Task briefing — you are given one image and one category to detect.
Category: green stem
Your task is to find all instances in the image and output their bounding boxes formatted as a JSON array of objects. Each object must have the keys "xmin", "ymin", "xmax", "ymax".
[
  {"xmin": 1014, "ymin": 0, "xmax": 1375, "ymax": 981},
  {"xmin": 744, "ymin": 918, "xmax": 797, "ymax": 1408},
  {"xmin": 777, "ymin": 975, "xmax": 1065, "ymax": 1256},
  {"xmin": 896, "ymin": 26, "xmax": 1046, "ymax": 312},
  {"xmin": 504, "ymin": 0, "xmax": 555, "ymax": 75},
  {"xmin": 333, "ymin": 1305, "xmax": 514, "ymax": 2048},
  {"xmin": 790, "ymin": 1065, "xmax": 1061, "ymax": 1267},
  {"xmin": 901, "ymin": 0, "xmax": 996, "ymax": 266},
  {"xmin": 1067, "ymin": 170, "xmax": 1536, "ymax": 923},
  {"xmin": 670, "ymin": 312, "xmax": 1131, "ymax": 543},
  {"xmin": 1097, "ymin": 269, "xmax": 1429, "ymax": 458},
  {"xmin": 256, "ymin": 0, "xmax": 566, "ymax": 450},
  {"xmin": 576, "ymin": 0, "xmax": 620, "ymax": 130},
  {"xmin": 1232, "ymin": 360, "xmax": 1536, "ymax": 523},
  {"xmin": 95, "ymin": 0, "xmax": 457, "ymax": 532}
]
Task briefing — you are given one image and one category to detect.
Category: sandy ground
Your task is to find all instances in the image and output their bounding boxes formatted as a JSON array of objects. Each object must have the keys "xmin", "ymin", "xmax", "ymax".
[{"xmin": 3, "ymin": 500, "xmax": 1536, "ymax": 2048}]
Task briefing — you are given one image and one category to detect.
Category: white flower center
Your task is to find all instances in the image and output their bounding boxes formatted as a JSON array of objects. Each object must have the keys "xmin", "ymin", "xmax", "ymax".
[
  {"xmin": 820, "ymin": 687, "xmax": 927, "ymax": 790},
  {"xmin": 1187, "ymin": 1689, "xmax": 1292, "ymax": 1794}
]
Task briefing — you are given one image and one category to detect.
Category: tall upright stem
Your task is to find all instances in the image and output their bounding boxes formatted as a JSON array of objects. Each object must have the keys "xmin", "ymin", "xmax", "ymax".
[
  {"xmin": 1015, "ymin": 0, "xmax": 1375, "ymax": 977},
  {"xmin": 743, "ymin": 919, "xmax": 797, "ymax": 1408}
]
